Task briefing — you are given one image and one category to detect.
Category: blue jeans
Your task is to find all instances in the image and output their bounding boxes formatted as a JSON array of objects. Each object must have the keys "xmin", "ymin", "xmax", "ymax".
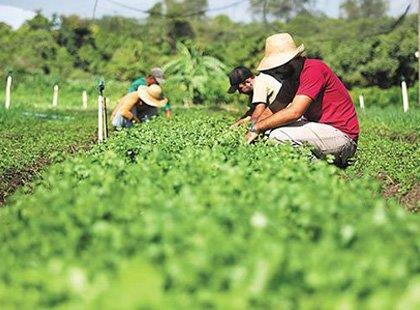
[
  {"xmin": 112, "ymin": 113, "xmax": 133, "ymax": 128},
  {"xmin": 112, "ymin": 107, "xmax": 138, "ymax": 129}
]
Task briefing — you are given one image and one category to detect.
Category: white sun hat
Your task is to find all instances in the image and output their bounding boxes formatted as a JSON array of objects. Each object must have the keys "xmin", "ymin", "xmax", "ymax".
[{"xmin": 257, "ymin": 33, "xmax": 305, "ymax": 71}]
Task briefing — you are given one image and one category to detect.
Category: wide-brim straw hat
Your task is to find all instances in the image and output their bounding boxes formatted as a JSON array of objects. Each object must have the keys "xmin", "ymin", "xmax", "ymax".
[
  {"xmin": 138, "ymin": 85, "xmax": 168, "ymax": 108},
  {"xmin": 257, "ymin": 33, "xmax": 305, "ymax": 71}
]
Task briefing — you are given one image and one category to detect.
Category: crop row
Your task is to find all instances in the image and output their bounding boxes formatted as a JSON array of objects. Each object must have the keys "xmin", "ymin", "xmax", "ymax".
[
  {"xmin": 0, "ymin": 108, "xmax": 418, "ymax": 308},
  {"xmin": 0, "ymin": 107, "xmax": 97, "ymax": 203},
  {"xmin": 345, "ymin": 106, "xmax": 419, "ymax": 210}
]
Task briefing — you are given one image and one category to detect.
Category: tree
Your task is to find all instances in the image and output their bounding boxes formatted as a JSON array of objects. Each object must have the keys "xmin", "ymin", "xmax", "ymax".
[
  {"xmin": 182, "ymin": 0, "xmax": 208, "ymax": 19},
  {"xmin": 250, "ymin": 0, "xmax": 314, "ymax": 22},
  {"xmin": 25, "ymin": 11, "xmax": 52, "ymax": 31},
  {"xmin": 340, "ymin": 0, "xmax": 389, "ymax": 20},
  {"xmin": 359, "ymin": 0, "xmax": 388, "ymax": 18},
  {"xmin": 158, "ymin": 1, "xmax": 197, "ymax": 51},
  {"xmin": 105, "ymin": 40, "xmax": 144, "ymax": 81},
  {"xmin": 339, "ymin": 0, "xmax": 359, "ymax": 20}
]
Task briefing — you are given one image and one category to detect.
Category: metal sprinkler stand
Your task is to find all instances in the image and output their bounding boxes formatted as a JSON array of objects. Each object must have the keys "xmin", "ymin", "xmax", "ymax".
[{"xmin": 97, "ymin": 80, "xmax": 109, "ymax": 140}]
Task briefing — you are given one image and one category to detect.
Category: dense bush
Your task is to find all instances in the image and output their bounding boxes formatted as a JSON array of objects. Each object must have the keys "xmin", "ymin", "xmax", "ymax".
[{"xmin": 0, "ymin": 109, "xmax": 418, "ymax": 308}]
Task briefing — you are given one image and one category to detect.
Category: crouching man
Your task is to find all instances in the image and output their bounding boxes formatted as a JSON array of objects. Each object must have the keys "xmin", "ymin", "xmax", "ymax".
[
  {"xmin": 111, "ymin": 84, "xmax": 168, "ymax": 129},
  {"xmin": 227, "ymin": 66, "xmax": 283, "ymax": 127},
  {"xmin": 246, "ymin": 33, "xmax": 359, "ymax": 167}
]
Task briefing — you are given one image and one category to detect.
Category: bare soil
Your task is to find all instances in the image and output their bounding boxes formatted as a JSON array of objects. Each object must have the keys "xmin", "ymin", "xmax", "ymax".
[
  {"xmin": 378, "ymin": 172, "xmax": 419, "ymax": 212},
  {"xmin": 0, "ymin": 137, "xmax": 95, "ymax": 207}
]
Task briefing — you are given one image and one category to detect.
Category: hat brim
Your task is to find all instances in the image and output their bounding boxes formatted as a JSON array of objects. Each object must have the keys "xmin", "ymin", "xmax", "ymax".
[
  {"xmin": 138, "ymin": 88, "xmax": 168, "ymax": 108},
  {"xmin": 257, "ymin": 44, "xmax": 305, "ymax": 71},
  {"xmin": 227, "ymin": 84, "xmax": 238, "ymax": 94}
]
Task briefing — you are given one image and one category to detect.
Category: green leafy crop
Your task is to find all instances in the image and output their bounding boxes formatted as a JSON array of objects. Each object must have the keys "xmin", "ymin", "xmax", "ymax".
[{"xmin": 0, "ymin": 108, "xmax": 418, "ymax": 308}]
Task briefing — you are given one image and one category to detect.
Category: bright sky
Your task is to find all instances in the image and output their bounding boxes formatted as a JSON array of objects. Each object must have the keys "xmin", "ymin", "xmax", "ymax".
[{"xmin": 0, "ymin": 0, "xmax": 417, "ymax": 29}]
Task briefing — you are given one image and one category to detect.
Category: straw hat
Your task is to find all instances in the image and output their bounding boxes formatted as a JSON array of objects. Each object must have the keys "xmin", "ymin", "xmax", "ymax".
[
  {"xmin": 138, "ymin": 85, "xmax": 168, "ymax": 108},
  {"xmin": 257, "ymin": 33, "xmax": 305, "ymax": 71}
]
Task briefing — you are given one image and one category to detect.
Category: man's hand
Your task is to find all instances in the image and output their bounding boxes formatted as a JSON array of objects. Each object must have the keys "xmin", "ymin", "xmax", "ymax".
[
  {"xmin": 245, "ymin": 131, "xmax": 259, "ymax": 144},
  {"xmin": 230, "ymin": 116, "xmax": 251, "ymax": 129}
]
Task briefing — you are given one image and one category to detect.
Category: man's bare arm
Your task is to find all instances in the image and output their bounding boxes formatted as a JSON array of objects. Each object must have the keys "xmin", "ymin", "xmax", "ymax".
[
  {"xmin": 254, "ymin": 95, "xmax": 312, "ymax": 132},
  {"xmin": 250, "ymin": 103, "xmax": 266, "ymax": 122},
  {"xmin": 256, "ymin": 107, "xmax": 274, "ymax": 122}
]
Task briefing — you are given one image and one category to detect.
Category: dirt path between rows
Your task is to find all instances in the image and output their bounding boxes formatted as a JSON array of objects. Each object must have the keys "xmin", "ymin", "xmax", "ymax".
[{"xmin": 0, "ymin": 136, "xmax": 96, "ymax": 207}]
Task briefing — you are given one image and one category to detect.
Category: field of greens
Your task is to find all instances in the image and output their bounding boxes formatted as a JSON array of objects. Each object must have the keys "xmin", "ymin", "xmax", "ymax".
[
  {"xmin": 346, "ymin": 106, "xmax": 419, "ymax": 210},
  {"xmin": 0, "ymin": 105, "xmax": 419, "ymax": 308},
  {"xmin": 0, "ymin": 6, "xmax": 418, "ymax": 308},
  {"xmin": 0, "ymin": 107, "xmax": 97, "ymax": 204},
  {"xmin": 0, "ymin": 76, "xmax": 129, "ymax": 204}
]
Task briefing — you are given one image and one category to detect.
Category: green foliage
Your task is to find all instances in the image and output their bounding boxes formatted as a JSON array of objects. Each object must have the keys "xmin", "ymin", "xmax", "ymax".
[
  {"xmin": 0, "ymin": 108, "xmax": 419, "ymax": 307},
  {"xmin": 346, "ymin": 105, "xmax": 419, "ymax": 201},
  {"xmin": 0, "ymin": 74, "xmax": 128, "ymax": 110},
  {"xmin": 350, "ymin": 82, "xmax": 419, "ymax": 108},
  {"xmin": 105, "ymin": 40, "xmax": 144, "ymax": 81},
  {"xmin": 163, "ymin": 42, "xmax": 228, "ymax": 105},
  {"xmin": 0, "ymin": 10, "xmax": 417, "ymax": 95},
  {"xmin": 0, "ymin": 107, "xmax": 97, "ymax": 201}
]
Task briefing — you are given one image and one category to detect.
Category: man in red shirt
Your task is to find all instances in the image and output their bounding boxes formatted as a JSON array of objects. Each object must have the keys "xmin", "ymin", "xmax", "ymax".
[{"xmin": 246, "ymin": 33, "xmax": 359, "ymax": 167}]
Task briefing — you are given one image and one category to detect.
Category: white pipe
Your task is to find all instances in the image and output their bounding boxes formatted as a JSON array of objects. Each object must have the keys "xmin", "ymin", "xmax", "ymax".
[
  {"xmin": 52, "ymin": 84, "xmax": 59, "ymax": 107},
  {"xmin": 82, "ymin": 91, "xmax": 88, "ymax": 109},
  {"xmin": 401, "ymin": 81, "xmax": 409, "ymax": 112},
  {"xmin": 98, "ymin": 95, "xmax": 104, "ymax": 143},
  {"xmin": 5, "ymin": 76, "xmax": 11, "ymax": 109},
  {"xmin": 103, "ymin": 97, "xmax": 108, "ymax": 140},
  {"xmin": 358, "ymin": 94, "xmax": 365, "ymax": 110}
]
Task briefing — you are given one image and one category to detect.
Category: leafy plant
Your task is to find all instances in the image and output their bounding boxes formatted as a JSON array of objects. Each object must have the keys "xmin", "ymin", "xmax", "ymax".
[{"xmin": 163, "ymin": 42, "xmax": 228, "ymax": 106}]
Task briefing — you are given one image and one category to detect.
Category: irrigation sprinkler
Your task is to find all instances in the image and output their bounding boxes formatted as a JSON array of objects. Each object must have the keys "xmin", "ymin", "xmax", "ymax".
[
  {"xmin": 52, "ymin": 84, "xmax": 59, "ymax": 107},
  {"xmin": 82, "ymin": 90, "xmax": 88, "ymax": 109},
  {"xmin": 97, "ymin": 80, "xmax": 108, "ymax": 143},
  {"xmin": 5, "ymin": 73, "xmax": 12, "ymax": 109},
  {"xmin": 97, "ymin": 82, "xmax": 104, "ymax": 143}
]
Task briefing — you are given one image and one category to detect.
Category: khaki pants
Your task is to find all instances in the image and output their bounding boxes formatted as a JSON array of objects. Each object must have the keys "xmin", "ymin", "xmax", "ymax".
[{"xmin": 266, "ymin": 120, "xmax": 357, "ymax": 166}]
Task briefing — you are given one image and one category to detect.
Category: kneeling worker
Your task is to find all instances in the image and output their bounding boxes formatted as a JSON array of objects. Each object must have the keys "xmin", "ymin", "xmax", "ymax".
[
  {"xmin": 129, "ymin": 67, "xmax": 172, "ymax": 118},
  {"xmin": 111, "ymin": 84, "xmax": 168, "ymax": 129}
]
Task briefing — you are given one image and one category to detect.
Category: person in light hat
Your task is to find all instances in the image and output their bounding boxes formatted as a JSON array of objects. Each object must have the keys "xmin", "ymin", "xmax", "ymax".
[
  {"xmin": 246, "ymin": 33, "xmax": 359, "ymax": 167},
  {"xmin": 128, "ymin": 67, "xmax": 172, "ymax": 118},
  {"xmin": 111, "ymin": 84, "xmax": 168, "ymax": 129}
]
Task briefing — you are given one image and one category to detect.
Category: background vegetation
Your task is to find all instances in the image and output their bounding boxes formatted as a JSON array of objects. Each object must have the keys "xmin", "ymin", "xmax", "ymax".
[{"xmin": 0, "ymin": 0, "xmax": 418, "ymax": 106}]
